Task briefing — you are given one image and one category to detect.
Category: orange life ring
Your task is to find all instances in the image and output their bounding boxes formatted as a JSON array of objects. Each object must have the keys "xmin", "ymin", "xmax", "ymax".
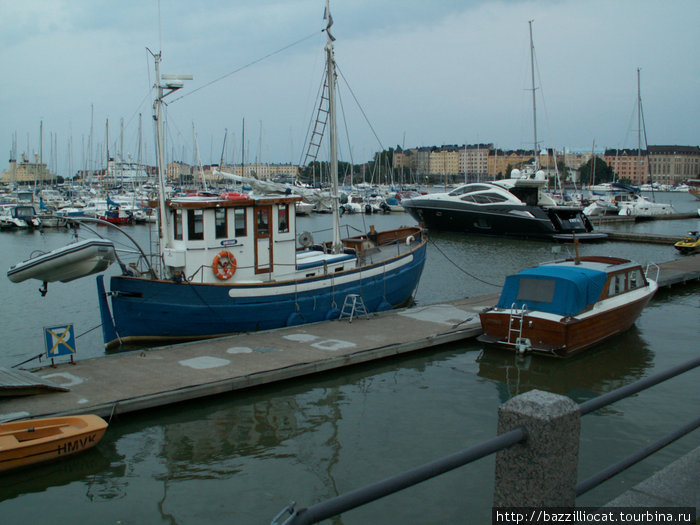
[{"xmin": 212, "ymin": 251, "xmax": 237, "ymax": 280}]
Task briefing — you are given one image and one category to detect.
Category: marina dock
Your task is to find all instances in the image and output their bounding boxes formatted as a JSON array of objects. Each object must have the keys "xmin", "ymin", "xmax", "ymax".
[
  {"xmin": 0, "ymin": 294, "xmax": 497, "ymax": 422},
  {"xmin": 1, "ymin": 255, "xmax": 697, "ymax": 424},
  {"xmin": 602, "ymin": 231, "xmax": 686, "ymax": 244},
  {"xmin": 591, "ymin": 211, "xmax": 698, "ymax": 225}
]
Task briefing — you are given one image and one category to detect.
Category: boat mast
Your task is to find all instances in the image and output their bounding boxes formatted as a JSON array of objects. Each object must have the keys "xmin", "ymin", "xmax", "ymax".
[
  {"xmin": 590, "ymin": 139, "xmax": 596, "ymax": 187},
  {"xmin": 636, "ymin": 67, "xmax": 653, "ymax": 201},
  {"xmin": 528, "ymin": 20, "xmax": 539, "ymax": 171},
  {"xmin": 105, "ymin": 118, "xmax": 110, "ymax": 188},
  {"xmin": 150, "ymin": 49, "xmax": 191, "ymax": 260},
  {"xmin": 325, "ymin": 0, "xmax": 341, "ymax": 253}
]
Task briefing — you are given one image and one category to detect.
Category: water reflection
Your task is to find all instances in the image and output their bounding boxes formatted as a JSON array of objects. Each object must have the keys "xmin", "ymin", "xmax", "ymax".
[
  {"xmin": 0, "ymin": 447, "xmax": 115, "ymax": 502},
  {"xmin": 476, "ymin": 326, "xmax": 654, "ymax": 404}
]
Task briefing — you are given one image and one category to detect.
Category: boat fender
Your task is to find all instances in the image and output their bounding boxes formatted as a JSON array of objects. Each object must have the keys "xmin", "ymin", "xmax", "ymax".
[
  {"xmin": 325, "ymin": 307, "xmax": 340, "ymax": 320},
  {"xmin": 212, "ymin": 251, "xmax": 237, "ymax": 280},
  {"xmin": 406, "ymin": 235, "xmax": 414, "ymax": 246}
]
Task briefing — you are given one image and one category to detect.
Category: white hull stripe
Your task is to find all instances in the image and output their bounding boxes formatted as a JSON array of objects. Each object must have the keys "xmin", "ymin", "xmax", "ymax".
[{"xmin": 228, "ymin": 255, "xmax": 414, "ymax": 298}]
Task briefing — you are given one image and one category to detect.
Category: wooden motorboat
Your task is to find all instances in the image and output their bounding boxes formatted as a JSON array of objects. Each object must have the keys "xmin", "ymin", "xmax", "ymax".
[
  {"xmin": 478, "ymin": 256, "xmax": 658, "ymax": 357},
  {"xmin": 7, "ymin": 238, "xmax": 116, "ymax": 285},
  {"xmin": 0, "ymin": 414, "xmax": 108, "ymax": 472}
]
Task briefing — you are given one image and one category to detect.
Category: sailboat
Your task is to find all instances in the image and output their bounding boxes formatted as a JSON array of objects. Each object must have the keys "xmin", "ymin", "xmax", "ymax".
[
  {"xmin": 617, "ymin": 68, "xmax": 675, "ymax": 217},
  {"xmin": 94, "ymin": 3, "xmax": 428, "ymax": 349}
]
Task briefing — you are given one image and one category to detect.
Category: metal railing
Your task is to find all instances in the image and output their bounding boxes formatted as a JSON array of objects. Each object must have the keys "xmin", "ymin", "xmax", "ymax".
[{"xmin": 272, "ymin": 355, "xmax": 700, "ymax": 524}]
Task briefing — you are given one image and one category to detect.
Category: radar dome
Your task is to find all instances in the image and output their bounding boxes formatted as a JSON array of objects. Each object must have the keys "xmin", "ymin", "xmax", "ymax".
[{"xmin": 535, "ymin": 170, "xmax": 546, "ymax": 180}]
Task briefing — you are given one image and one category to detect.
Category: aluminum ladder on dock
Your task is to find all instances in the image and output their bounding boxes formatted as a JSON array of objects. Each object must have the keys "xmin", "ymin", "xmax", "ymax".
[{"xmin": 339, "ymin": 294, "xmax": 369, "ymax": 322}]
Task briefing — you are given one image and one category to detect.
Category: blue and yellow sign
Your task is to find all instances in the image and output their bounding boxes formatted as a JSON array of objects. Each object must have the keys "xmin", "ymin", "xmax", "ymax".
[{"xmin": 44, "ymin": 324, "xmax": 76, "ymax": 358}]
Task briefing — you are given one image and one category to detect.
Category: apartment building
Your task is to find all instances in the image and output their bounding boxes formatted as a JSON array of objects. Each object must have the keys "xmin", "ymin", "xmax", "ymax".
[{"xmin": 647, "ymin": 146, "xmax": 700, "ymax": 186}]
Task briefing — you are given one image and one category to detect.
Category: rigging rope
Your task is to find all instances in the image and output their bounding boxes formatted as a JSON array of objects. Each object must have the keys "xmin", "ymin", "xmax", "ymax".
[
  {"xmin": 428, "ymin": 238, "xmax": 501, "ymax": 288},
  {"xmin": 171, "ymin": 31, "xmax": 321, "ymax": 103},
  {"xmin": 335, "ymin": 64, "xmax": 385, "ymax": 151}
]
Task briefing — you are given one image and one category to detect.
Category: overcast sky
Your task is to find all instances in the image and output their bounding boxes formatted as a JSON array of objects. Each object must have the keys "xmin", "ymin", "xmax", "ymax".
[{"xmin": 2, "ymin": 0, "xmax": 699, "ymax": 176}]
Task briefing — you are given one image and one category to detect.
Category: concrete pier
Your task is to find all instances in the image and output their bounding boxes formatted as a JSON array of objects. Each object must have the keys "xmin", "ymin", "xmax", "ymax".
[
  {"xmin": 604, "ymin": 446, "xmax": 699, "ymax": 512},
  {"xmin": 0, "ymin": 295, "xmax": 496, "ymax": 422},
  {"xmin": 602, "ymin": 231, "xmax": 681, "ymax": 244},
  {"xmin": 1, "ymin": 256, "xmax": 696, "ymax": 423}
]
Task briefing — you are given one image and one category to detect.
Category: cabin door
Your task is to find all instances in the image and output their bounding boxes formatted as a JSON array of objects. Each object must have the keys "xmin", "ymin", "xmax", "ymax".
[{"xmin": 254, "ymin": 206, "xmax": 272, "ymax": 274}]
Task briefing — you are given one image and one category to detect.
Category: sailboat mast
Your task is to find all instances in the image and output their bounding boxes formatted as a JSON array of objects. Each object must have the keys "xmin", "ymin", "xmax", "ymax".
[
  {"xmin": 325, "ymin": 0, "xmax": 341, "ymax": 253},
  {"xmin": 105, "ymin": 118, "xmax": 110, "ymax": 187},
  {"xmin": 637, "ymin": 67, "xmax": 643, "ymax": 185},
  {"xmin": 241, "ymin": 118, "xmax": 245, "ymax": 176},
  {"xmin": 153, "ymin": 52, "xmax": 170, "ymax": 250},
  {"xmin": 529, "ymin": 20, "xmax": 538, "ymax": 170}
]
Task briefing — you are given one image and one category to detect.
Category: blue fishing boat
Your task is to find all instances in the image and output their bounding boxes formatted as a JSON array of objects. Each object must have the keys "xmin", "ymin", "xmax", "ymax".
[{"xmin": 96, "ymin": 7, "xmax": 427, "ymax": 349}]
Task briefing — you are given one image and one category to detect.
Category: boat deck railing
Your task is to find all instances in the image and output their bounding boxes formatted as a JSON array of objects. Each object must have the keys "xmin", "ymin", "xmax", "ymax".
[
  {"xmin": 645, "ymin": 262, "xmax": 660, "ymax": 282},
  {"xmin": 272, "ymin": 356, "xmax": 700, "ymax": 525}
]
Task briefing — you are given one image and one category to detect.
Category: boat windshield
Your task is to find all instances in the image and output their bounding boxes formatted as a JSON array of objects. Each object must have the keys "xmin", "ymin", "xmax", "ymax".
[
  {"xmin": 460, "ymin": 192, "xmax": 509, "ymax": 204},
  {"xmin": 448, "ymin": 184, "xmax": 492, "ymax": 196},
  {"xmin": 14, "ymin": 206, "xmax": 36, "ymax": 218}
]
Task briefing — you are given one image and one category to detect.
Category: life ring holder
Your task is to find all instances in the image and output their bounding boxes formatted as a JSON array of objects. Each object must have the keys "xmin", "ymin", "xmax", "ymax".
[{"xmin": 212, "ymin": 251, "xmax": 237, "ymax": 280}]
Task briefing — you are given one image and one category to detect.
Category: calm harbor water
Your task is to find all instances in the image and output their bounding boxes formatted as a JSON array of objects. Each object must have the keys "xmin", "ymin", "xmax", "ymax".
[{"xmin": 0, "ymin": 192, "xmax": 698, "ymax": 524}]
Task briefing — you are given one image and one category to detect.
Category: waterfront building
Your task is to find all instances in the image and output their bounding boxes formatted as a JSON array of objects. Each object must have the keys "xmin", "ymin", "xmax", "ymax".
[
  {"xmin": 1, "ymin": 153, "xmax": 54, "ymax": 184},
  {"xmin": 603, "ymin": 149, "xmax": 647, "ymax": 185},
  {"xmin": 163, "ymin": 161, "xmax": 300, "ymax": 185},
  {"xmin": 603, "ymin": 146, "xmax": 700, "ymax": 186},
  {"xmin": 647, "ymin": 146, "xmax": 700, "ymax": 186},
  {"xmin": 429, "ymin": 145, "xmax": 460, "ymax": 177},
  {"xmin": 458, "ymin": 144, "xmax": 492, "ymax": 180}
]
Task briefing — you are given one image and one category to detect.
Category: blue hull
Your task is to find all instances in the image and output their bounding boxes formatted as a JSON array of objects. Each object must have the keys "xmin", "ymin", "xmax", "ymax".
[{"xmin": 97, "ymin": 243, "xmax": 427, "ymax": 348}]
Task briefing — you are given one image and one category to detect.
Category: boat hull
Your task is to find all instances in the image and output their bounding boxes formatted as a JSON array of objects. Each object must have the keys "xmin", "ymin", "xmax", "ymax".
[
  {"xmin": 402, "ymin": 200, "xmax": 605, "ymax": 241},
  {"xmin": 0, "ymin": 415, "xmax": 108, "ymax": 472},
  {"xmin": 478, "ymin": 284, "xmax": 656, "ymax": 357},
  {"xmin": 98, "ymin": 241, "xmax": 427, "ymax": 349}
]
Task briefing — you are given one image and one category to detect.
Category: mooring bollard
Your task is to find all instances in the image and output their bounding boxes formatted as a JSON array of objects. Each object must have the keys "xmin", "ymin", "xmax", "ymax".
[{"xmin": 493, "ymin": 389, "xmax": 581, "ymax": 507}]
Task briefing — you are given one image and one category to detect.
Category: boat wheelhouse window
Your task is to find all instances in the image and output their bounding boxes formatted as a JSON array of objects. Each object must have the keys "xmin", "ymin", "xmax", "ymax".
[
  {"xmin": 187, "ymin": 209, "xmax": 204, "ymax": 240},
  {"xmin": 517, "ymin": 278, "xmax": 556, "ymax": 303},
  {"xmin": 462, "ymin": 192, "xmax": 508, "ymax": 204},
  {"xmin": 278, "ymin": 204, "xmax": 289, "ymax": 233},
  {"xmin": 256, "ymin": 208, "xmax": 269, "ymax": 235},
  {"xmin": 628, "ymin": 269, "xmax": 642, "ymax": 290},
  {"xmin": 449, "ymin": 184, "xmax": 491, "ymax": 196},
  {"xmin": 215, "ymin": 208, "xmax": 227, "ymax": 239},
  {"xmin": 15, "ymin": 206, "xmax": 35, "ymax": 218},
  {"xmin": 608, "ymin": 273, "xmax": 625, "ymax": 296},
  {"xmin": 173, "ymin": 209, "xmax": 183, "ymax": 240},
  {"xmin": 234, "ymin": 208, "xmax": 246, "ymax": 237}
]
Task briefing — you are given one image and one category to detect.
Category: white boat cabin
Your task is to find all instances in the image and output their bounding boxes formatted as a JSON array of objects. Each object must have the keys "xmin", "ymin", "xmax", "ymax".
[{"xmin": 161, "ymin": 193, "xmax": 355, "ymax": 284}]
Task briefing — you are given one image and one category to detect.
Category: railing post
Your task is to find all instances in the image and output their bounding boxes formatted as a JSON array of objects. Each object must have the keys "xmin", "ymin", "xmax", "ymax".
[{"xmin": 493, "ymin": 389, "xmax": 580, "ymax": 507}]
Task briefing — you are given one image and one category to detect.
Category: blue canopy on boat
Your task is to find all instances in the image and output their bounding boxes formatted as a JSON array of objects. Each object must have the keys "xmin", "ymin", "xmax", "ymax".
[{"xmin": 496, "ymin": 264, "xmax": 608, "ymax": 316}]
